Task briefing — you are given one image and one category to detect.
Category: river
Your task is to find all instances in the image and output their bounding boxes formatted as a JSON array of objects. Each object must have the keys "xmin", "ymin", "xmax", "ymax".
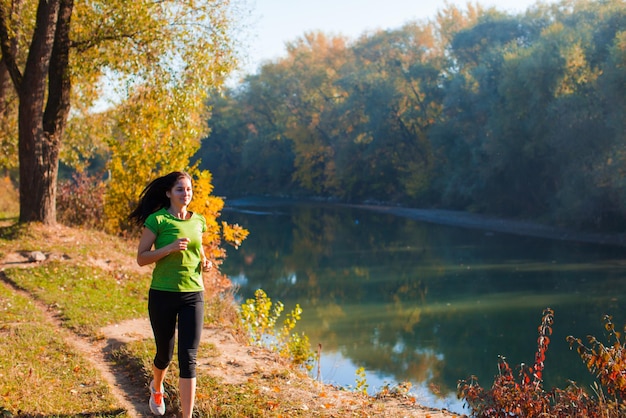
[{"xmin": 219, "ymin": 198, "xmax": 626, "ymax": 414}]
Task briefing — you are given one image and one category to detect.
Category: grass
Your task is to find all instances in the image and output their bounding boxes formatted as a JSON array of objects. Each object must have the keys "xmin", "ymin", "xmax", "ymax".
[
  {"xmin": 0, "ymin": 221, "xmax": 137, "ymax": 260},
  {"xmin": 0, "ymin": 280, "xmax": 123, "ymax": 416},
  {"xmin": 0, "ymin": 177, "xmax": 18, "ymax": 219},
  {"xmin": 5, "ymin": 263, "xmax": 148, "ymax": 336}
]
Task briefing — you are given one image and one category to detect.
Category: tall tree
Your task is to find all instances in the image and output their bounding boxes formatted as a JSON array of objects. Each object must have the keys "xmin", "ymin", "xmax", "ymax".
[
  {"xmin": 0, "ymin": 0, "xmax": 68, "ymax": 223},
  {"xmin": 342, "ymin": 23, "xmax": 444, "ymax": 203},
  {"xmin": 0, "ymin": 0, "xmax": 237, "ymax": 224},
  {"xmin": 279, "ymin": 32, "xmax": 349, "ymax": 195}
]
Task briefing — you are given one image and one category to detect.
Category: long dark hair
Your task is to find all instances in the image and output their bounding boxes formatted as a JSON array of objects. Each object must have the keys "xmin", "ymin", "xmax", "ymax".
[{"xmin": 128, "ymin": 171, "xmax": 192, "ymax": 226}]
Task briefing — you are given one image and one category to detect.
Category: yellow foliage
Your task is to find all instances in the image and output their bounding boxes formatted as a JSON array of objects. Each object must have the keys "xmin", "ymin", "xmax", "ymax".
[
  {"xmin": 187, "ymin": 167, "xmax": 249, "ymax": 263},
  {"xmin": 101, "ymin": 83, "xmax": 248, "ymax": 263},
  {"xmin": 221, "ymin": 222, "xmax": 249, "ymax": 249},
  {"xmin": 103, "ymin": 83, "xmax": 206, "ymax": 233}
]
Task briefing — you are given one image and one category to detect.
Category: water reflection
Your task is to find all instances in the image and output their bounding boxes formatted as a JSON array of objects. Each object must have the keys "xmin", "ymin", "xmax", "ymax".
[{"xmin": 220, "ymin": 200, "xmax": 626, "ymax": 413}]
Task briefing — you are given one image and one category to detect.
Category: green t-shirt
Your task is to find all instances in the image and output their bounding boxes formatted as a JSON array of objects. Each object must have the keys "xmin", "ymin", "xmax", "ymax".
[{"xmin": 144, "ymin": 208, "xmax": 207, "ymax": 292}]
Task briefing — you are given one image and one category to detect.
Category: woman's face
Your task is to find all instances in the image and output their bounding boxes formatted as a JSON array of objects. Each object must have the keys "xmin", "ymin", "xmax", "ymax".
[{"xmin": 167, "ymin": 177, "xmax": 193, "ymax": 207}]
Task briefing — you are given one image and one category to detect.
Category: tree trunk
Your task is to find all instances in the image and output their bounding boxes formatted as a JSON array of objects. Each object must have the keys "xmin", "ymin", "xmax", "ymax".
[
  {"xmin": 18, "ymin": 125, "xmax": 60, "ymax": 223},
  {"xmin": 16, "ymin": 0, "xmax": 72, "ymax": 224},
  {"xmin": 16, "ymin": 0, "xmax": 59, "ymax": 224}
]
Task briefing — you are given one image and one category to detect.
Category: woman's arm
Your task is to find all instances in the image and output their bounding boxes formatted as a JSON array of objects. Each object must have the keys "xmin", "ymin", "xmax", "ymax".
[{"xmin": 136, "ymin": 227, "xmax": 190, "ymax": 266}]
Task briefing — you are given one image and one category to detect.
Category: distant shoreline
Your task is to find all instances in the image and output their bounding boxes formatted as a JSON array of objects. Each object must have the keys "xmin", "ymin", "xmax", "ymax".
[
  {"xmin": 225, "ymin": 196, "xmax": 626, "ymax": 247},
  {"xmin": 344, "ymin": 204, "xmax": 626, "ymax": 247}
]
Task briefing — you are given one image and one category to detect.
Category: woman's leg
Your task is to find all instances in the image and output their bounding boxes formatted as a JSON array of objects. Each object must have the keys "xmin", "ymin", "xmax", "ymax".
[
  {"xmin": 152, "ymin": 364, "xmax": 168, "ymax": 393},
  {"xmin": 148, "ymin": 290, "xmax": 177, "ymax": 401},
  {"xmin": 179, "ymin": 377, "xmax": 196, "ymax": 418},
  {"xmin": 177, "ymin": 291, "xmax": 204, "ymax": 418}
]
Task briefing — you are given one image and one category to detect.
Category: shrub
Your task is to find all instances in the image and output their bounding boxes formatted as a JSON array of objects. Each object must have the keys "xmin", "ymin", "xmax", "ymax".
[
  {"xmin": 240, "ymin": 289, "xmax": 314, "ymax": 370},
  {"xmin": 457, "ymin": 308, "xmax": 618, "ymax": 417},
  {"xmin": 567, "ymin": 315, "xmax": 626, "ymax": 416},
  {"xmin": 56, "ymin": 171, "xmax": 106, "ymax": 228}
]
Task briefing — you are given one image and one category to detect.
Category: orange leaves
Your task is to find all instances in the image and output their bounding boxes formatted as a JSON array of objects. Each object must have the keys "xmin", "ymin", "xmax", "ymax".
[
  {"xmin": 604, "ymin": 316, "xmax": 615, "ymax": 333},
  {"xmin": 537, "ymin": 335, "xmax": 550, "ymax": 347},
  {"xmin": 535, "ymin": 351, "xmax": 545, "ymax": 364},
  {"xmin": 457, "ymin": 308, "xmax": 618, "ymax": 417},
  {"xmin": 195, "ymin": 391, "xmax": 210, "ymax": 400},
  {"xmin": 188, "ymin": 168, "xmax": 248, "ymax": 262},
  {"xmin": 568, "ymin": 314, "xmax": 626, "ymax": 403}
]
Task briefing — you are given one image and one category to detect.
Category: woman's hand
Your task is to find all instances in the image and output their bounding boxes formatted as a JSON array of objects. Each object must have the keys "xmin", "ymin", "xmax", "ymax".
[
  {"xmin": 137, "ymin": 230, "xmax": 193, "ymax": 266},
  {"xmin": 169, "ymin": 237, "xmax": 190, "ymax": 253},
  {"xmin": 201, "ymin": 257, "xmax": 212, "ymax": 271}
]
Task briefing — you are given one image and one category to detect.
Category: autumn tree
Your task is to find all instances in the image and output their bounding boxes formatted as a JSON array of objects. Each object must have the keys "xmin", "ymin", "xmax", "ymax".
[
  {"xmin": 432, "ymin": 11, "xmax": 544, "ymax": 213},
  {"xmin": 198, "ymin": 66, "xmax": 297, "ymax": 196},
  {"xmin": 277, "ymin": 32, "xmax": 349, "ymax": 195},
  {"xmin": 434, "ymin": 0, "xmax": 626, "ymax": 224},
  {"xmin": 337, "ymin": 23, "xmax": 445, "ymax": 203},
  {"xmin": 0, "ymin": 0, "xmax": 238, "ymax": 224},
  {"xmin": 199, "ymin": 31, "xmax": 350, "ymax": 197}
]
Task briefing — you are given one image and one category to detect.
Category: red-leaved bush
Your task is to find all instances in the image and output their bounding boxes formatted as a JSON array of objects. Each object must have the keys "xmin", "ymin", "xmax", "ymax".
[{"xmin": 458, "ymin": 308, "xmax": 625, "ymax": 417}]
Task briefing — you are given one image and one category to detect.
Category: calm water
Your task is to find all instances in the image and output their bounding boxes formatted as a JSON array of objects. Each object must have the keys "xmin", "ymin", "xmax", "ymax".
[{"xmin": 219, "ymin": 199, "xmax": 626, "ymax": 414}]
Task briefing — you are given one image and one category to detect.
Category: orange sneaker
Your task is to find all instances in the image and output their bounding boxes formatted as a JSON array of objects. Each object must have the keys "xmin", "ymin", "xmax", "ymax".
[{"xmin": 149, "ymin": 380, "xmax": 165, "ymax": 415}]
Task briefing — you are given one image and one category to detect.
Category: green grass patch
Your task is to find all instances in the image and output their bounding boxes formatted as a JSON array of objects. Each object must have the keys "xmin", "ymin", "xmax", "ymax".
[
  {"xmin": 4, "ymin": 262, "xmax": 149, "ymax": 336},
  {"xmin": 0, "ymin": 281, "xmax": 126, "ymax": 416}
]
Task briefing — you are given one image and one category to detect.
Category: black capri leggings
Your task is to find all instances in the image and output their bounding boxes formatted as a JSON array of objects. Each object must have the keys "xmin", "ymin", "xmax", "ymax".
[{"xmin": 148, "ymin": 289, "xmax": 204, "ymax": 378}]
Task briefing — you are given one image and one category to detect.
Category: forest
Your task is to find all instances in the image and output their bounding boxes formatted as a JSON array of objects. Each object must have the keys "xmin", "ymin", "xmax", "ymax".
[{"xmin": 195, "ymin": 0, "xmax": 626, "ymax": 233}]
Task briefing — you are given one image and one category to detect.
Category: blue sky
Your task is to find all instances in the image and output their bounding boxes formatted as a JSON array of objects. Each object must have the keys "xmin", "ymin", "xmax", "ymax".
[{"xmin": 236, "ymin": 0, "xmax": 550, "ymax": 76}]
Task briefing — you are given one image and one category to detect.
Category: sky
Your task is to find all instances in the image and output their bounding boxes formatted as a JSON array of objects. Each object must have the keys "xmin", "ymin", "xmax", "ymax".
[{"xmin": 236, "ymin": 0, "xmax": 550, "ymax": 76}]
